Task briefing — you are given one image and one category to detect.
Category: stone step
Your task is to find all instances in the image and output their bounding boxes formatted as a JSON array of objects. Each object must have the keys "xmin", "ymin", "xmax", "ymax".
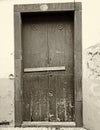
[{"xmin": 0, "ymin": 127, "xmax": 87, "ymax": 130}]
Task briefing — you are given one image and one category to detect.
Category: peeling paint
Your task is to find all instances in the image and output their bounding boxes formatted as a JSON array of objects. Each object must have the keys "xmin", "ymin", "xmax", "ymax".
[
  {"xmin": 83, "ymin": 43, "xmax": 100, "ymax": 130},
  {"xmin": 85, "ymin": 44, "xmax": 100, "ymax": 79}
]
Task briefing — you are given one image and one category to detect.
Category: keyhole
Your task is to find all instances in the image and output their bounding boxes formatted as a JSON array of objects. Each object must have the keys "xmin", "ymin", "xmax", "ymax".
[{"xmin": 49, "ymin": 74, "xmax": 52, "ymax": 77}]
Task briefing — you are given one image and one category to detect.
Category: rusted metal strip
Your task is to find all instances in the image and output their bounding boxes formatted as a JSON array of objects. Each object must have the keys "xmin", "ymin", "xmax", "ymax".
[{"xmin": 24, "ymin": 66, "xmax": 65, "ymax": 72}]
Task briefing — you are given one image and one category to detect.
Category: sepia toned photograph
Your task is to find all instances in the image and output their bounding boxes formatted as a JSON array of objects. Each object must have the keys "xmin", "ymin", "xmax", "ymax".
[{"xmin": 0, "ymin": 0, "xmax": 100, "ymax": 130}]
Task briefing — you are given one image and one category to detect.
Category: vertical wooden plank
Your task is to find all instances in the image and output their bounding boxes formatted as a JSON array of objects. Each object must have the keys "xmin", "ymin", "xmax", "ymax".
[
  {"xmin": 48, "ymin": 74, "xmax": 56, "ymax": 121},
  {"xmin": 75, "ymin": 101, "xmax": 83, "ymax": 126},
  {"xmin": 48, "ymin": 15, "xmax": 65, "ymax": 122},
  {"xmin": 23, "ymin": 73, "xmax": 31, "ymax": 121},
  {"xmin": 64, "ymin": 14, "xmax": 74, "ymax": 75},
  {"xmin": 15, "ymin": 101, "xmax": 23, "ymax": 126},
  {"xmin": 48, "ymin": 14, "xmax": 65, "ymax": 67},
  {"xmin": 23, "ymin": 73, "xmax": 49, "ymax": 121},
  {"xmin": 64, "ymin": 13, "xmax": 74, "ymax": 122},
  {"xmin": 65, "ymin": 75, "xmax": 75, "ymax": 121},
  {"xmin": 48, "ymin": 13, "xmax": 75, "ymax": 122},
  {"xmin": 14, "ymin": 12, "xmax": 23, "ymax": 127},
  {"xmin": 74, "ymin": 8, "xmax": 82, "ymax": 126},
  {"xmin": 14, "ymin": 12, "xmax": 22, "ymax": 59},
  {"xmin": 29, "ymin": 74, "xmax": 40, "ymax": 121},
  {"xmin": 56, "ymin": 74, "xmax": 74, "ymax": 122},
  {"xmin": 39, "ymin": 75, "xmax": 48, "ymax": 121},
  {"xmin": 22, "ymin": 14, "xmax": 48, "ymax": 68},
  {"xmin": 22, "ymin": 14, "xmax": 49, "ymax": 122},
  {"xmin": 74, "ymin": 10, "xmax": 82, "ymax": 101},
  {"xmin": 56, "ymin": 74, "xmax": 65, "ymax": 122}
]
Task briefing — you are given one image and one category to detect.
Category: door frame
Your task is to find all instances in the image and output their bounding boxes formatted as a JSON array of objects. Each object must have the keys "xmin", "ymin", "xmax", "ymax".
[{"xmin": 14, "ymin": 2, "xmax": 82, "ymax": 127}]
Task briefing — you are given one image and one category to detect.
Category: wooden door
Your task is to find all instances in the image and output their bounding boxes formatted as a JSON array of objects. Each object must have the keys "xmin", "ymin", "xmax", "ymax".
[{"xmin": 22, "ymin": 12, "xmax": 74, "ymax": 122}]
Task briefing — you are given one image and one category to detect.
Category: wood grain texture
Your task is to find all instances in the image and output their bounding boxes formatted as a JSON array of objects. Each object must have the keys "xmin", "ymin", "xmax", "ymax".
[
  {"xmin": 14, "ymin": 2, "xmax": 82, "ymax": 127},
  {"xmin": 15, "ymin": 59, "xmax": 22, "ymax": 101},
  {"xmin": 23, "ymin": 73, "xmax": 49, "ymax": 121},
  {"xmin": 22, "ymin": 16, "xmax": 48, "ymax": 68},
  {"xmin": 48, "ymin": 18, "xmax": 65, "ymax": 67},
  {"xmin": 14, "ymin": 12, "xmax": 22, "ymax": 59},
  {"xmin": 74, "ymin": 10, "xmax": 82, "ymax": 126},
  {"xmin": 48, "ymin": 74, "xmax": 56, "ymax": 121},
  {"xmin": 75, "ymin": 2, "xmax": 82, "ymax": 11},
  {"xmin": 14, "ymin": 3, "xmax": 75, "ymax": 12},
  {"xmin": 75, "ymin": 101, "xmax": 82, "ymax": 127},
  {"xmin": 23, "ymin": 73, "xmax": 74, "ymax": 122},
  {"xmin": 22, "ymin": 12, "xmax": 74, "ymax": 122},
  {"xmin": 14, "ymin": 12, "xmax": 23, "ymax": 127},
  {"xmin": 74, "ymin": 10, "xmax": 82, "ymax": 101},
  {"xmin": 24, "ymin": 66, "xmax": 65, "ymax": 72},
  {"xmin": 15, "ymin": 100, "xmax": 23, "ymax": 127},
  {"xmin": 56, "ymin": 75, "xmax": 65, "ymax": 122}
]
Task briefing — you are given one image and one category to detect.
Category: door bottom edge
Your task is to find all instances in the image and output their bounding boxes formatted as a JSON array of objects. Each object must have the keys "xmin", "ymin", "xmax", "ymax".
[{"xmin": 22, "ymin": 121, "xmax": 76, "ymax": 127}]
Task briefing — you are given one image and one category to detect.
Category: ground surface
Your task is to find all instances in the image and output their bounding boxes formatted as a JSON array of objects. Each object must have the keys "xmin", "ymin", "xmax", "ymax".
[{"xmin": 0, "ymin": 127, "xmax": 87, "ymax": 130}]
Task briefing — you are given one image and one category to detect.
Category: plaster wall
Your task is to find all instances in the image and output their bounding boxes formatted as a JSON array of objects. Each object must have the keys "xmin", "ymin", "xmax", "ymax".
[{"xmin": 0, "ymin": 0, "xmax": 100, "ymax": 130}]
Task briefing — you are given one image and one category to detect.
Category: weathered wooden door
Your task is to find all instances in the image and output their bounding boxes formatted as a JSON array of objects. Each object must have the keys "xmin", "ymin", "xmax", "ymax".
[{"xmin": 22, "ymin": 12, "xmax": 74, "ymax": 122}]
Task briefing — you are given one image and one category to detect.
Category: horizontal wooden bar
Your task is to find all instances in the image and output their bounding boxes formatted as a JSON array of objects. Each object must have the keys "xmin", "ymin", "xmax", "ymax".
[
  {"xmin": 24, "ymin": 66, "xmax": 65, "ymax": 72},
  {"xmin": 22, "ymin": 121, "xmax": 76, "ymax": 127},
  {"xmin": 14, "ymin": 3, "xmax": 75, "ymax": 13}
]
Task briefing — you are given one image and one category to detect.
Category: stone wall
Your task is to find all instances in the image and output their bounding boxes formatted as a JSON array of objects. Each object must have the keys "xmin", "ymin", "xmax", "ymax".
[
  {"xmin": 83, "ymin": 44, "xmax": 100, "ymax": 130},
  {"xmin": 0, "ymin": 79, "xmax": 14, "ymax": 127}
]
